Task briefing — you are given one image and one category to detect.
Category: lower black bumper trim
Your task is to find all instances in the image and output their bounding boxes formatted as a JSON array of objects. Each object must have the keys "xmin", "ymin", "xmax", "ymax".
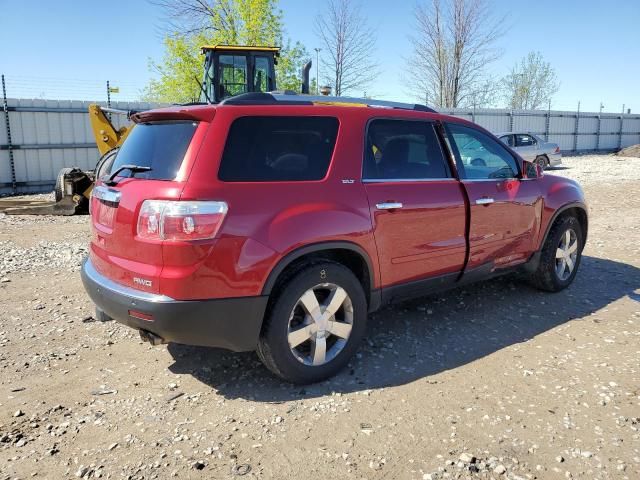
[{"xmin": 81, "ymin": 258, "xmax": 268, "ymax": 352}]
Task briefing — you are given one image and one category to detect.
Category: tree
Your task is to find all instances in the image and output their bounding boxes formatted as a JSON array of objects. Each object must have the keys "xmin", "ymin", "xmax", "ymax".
[
  {"xmin": 502, "ymin": 52, "xmax": 559, "ymax": 110},
  {"xmin": 315, "ymin": 0, "xmax": 378, "ymax": 96},
  {"xmin": 407, "ymin": 0, "xmax": 505, "ymax": 108},
  {"xmin": 152, "ymin": 0, "xmax": 283, "ymax": 44},
  {"xmin": 144, "ymin": 33, "xmax": 209, "ymax": 103},
  {"xmin": 146, "ymin": 0, "xmax": 311, "ymax": 102},
  {"xmin": 276, "ymin": 40, "xmax": 316, "ymax": 92}
]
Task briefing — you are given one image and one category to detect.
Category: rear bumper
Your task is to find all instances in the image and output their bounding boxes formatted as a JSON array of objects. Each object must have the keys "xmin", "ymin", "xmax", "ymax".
[{"xmin": 81, "ymin": 258, "xmax": 268, "ymax": 352}]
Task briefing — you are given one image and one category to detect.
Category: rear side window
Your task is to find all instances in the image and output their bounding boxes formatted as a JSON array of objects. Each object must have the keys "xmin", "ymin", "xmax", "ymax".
[
  {"xmin": 110, "ymin": 121, "xmax": 198, "ymax": 180},
  {"xmin": 219, "ymin": 116, "xmax": 339, "ymax": 182},
  {"xmin": 515, "ymin": 134, "xmax": 536, "ymax": 147},
  {"xmin": 363, "ymin": 119, "xmax": 450, "ymax": 180}
]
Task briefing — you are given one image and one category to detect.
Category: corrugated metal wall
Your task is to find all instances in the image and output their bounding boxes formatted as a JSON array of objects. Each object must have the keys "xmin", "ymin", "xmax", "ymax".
[
  {"xmin": 439, "ymin": 108, "xmax": 640, "ymax": 153},
  {"xmin": 2, "ymin": 100, "xmax": 640, "ymax": 195},
  {"xmin": 0, "ymin": 98, "xmax": 163, "ymax": 195}
]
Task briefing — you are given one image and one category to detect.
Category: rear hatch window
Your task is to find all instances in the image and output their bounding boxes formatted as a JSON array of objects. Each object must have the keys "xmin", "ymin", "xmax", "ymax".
[
  {"xmin": 108, "ymin": 121, "xmax": 198, "ymax": 180},
  {"xmin": 218, "ymin": 116, "xmax": 339, "ymax": 182}
]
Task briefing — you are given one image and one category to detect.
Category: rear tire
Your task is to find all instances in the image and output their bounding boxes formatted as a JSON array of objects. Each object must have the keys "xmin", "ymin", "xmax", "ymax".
[
  {"xmin": 257, "ymin": 261, "xmax": 367, "ymax": 384},
  {"xmin": 528, "ymin": 216, "xmax": 583, "ymax": 292},
  {"xmin": 535, "ymin": 156, "xmax": 548, "ymax": 170}
]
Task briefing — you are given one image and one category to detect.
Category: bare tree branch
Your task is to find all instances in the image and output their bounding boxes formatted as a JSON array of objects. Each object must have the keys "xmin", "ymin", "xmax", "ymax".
[
  {"xmin": 407, "ymin": 0, "xmax": 506, "ymax": 108},
  {"xmin": 314, "ymin": 0, "xmax": 379, "ymax": 96}
]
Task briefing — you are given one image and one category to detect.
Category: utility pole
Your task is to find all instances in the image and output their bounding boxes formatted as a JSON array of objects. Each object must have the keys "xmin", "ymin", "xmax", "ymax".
[{"xmin": 314, "ymin": 48, "xmax": 321, "ymax": 95}]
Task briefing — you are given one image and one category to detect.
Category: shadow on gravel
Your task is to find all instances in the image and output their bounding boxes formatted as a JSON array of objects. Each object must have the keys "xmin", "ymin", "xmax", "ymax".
[{"xmin": 167, "ymin": 255, "xmax": 640, "ymax": 401}]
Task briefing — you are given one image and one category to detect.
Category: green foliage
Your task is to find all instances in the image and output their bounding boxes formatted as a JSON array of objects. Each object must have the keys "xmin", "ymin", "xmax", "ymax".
[
  {"xmin": 144, "ymin": 34, "xmax": 208, "ymax": 103},
  {"xmin": 502, "ymin": 52, "xmax": 559, "ymax": 110},
  {"xmin": 276, "ymin": 41, "xmax": 311, "ymax": 92},
  {"xmin": 145, "ymin": 0, "xmax": 312, "ymax": 102}
]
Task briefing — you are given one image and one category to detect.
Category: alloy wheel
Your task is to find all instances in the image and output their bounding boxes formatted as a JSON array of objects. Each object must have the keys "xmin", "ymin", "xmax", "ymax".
[
  {"xmin": 555, "ymin": 228, "xmax": 578, "ymax": 281},
  {"xmin": 287, "ymin": 283, "xmax": 354, "ymax": 366}
]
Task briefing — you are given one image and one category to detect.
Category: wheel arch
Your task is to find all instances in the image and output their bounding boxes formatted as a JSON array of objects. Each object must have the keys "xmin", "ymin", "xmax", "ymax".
[
  {"xmin": 540, "ymin": 202, "xmax": 588, "ymax": 250},
  {"xmin": 261, "ymin": 241, "xmax": 379, "ymax": 311}
]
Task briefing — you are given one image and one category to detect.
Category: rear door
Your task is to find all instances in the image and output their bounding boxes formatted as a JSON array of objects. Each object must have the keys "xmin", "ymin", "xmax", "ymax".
[
  {"xmin": 362, "ymin": 118, "xmax": 467, "ymax": 291},
  {"xmin": 90, "ymin": 120, "xmax": 203, "ymax": 293},
  {"xmin": 514, "ymin": 133, "xmax": 537, "ymax": 161},
  {"xmin": 445, "ymin": 123, "xmax": 542, "ymax": 271}
]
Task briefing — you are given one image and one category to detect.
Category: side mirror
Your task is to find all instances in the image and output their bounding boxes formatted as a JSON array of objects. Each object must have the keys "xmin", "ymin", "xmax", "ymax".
[{"xmin": 522, "ymin": 159, "xmax": 543, "ymax": 179}]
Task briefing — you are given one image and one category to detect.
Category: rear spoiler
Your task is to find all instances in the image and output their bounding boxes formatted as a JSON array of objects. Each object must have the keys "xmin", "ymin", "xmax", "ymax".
[{"xmin": 130, "ymin": 105, "xmax": 216, "ymax": 124}]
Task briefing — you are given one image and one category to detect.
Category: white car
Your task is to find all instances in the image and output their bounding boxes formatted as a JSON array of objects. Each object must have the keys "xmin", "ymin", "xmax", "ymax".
[{"xmin": 497, "ymin": 132, "xmax": 562, "ymax": 169}]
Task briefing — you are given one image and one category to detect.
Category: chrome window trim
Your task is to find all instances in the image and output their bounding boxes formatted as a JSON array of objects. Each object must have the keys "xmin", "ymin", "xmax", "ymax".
[
  {"xmin": 83, "ymin": 258, "xmax": 175, "ymax": 303},
  {"xmin": 92, "ymin": 185, "xmax": 122, "ymax": 204},
  {"xmin": 362, "ymin": 178, "xmax": 457, "ymax": 183},
  {"xmin": 460, "ymin": 178, "xmax": 517, "ymax": 182}
]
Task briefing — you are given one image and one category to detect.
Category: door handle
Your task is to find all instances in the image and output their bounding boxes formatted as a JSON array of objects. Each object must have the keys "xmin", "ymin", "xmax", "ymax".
[
  {"xmin": 376, "ymin": 202, "xmax": 403, "ymax": 210},
  {"xmin": 475, "ymin": 197, "xmax": 494, "ymax": 205}
]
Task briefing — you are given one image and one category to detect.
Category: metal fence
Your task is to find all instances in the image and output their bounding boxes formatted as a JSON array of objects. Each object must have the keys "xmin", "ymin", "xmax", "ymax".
[
  {"xmin": 2, "ymin": 95, "xmax": 640, "ymax": 195},
  {"xmin": 439, "ymin": 107, "xmax": 640, "ymax": 152},
  {"xmin": 1, "ymin": 97, "xmax": 162, "ymax": 195}
]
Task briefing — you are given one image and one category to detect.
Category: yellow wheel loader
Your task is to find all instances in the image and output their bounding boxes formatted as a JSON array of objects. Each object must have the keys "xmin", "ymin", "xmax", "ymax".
[{"xmin": 2, "ymin": 45, "xmax": 300, "ymax": 215}]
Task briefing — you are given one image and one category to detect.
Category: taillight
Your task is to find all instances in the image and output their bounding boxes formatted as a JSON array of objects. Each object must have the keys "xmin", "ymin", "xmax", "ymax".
[
  {"xmin": 137, "ymin": 200, "xmax": 228, "ymax": 241},
  {"xmin": 554, "ymin": 146, "xmax": 560, "ymax": 153}
]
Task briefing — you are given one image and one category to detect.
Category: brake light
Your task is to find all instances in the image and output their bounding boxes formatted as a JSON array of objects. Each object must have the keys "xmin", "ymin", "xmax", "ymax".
[
  {"xmin": 137, "ymin": 200, "xmax": 228, "ymax": 241},
  {"xmin": 554, "ymin": 146, "xmax": 560, "ymax": 153}
]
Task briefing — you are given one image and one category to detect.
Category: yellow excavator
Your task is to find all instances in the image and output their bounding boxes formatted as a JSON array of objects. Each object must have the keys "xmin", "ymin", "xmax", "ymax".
[{"xmin": 2, "ymin": 45, "xmax": 289, "ymax": 215}]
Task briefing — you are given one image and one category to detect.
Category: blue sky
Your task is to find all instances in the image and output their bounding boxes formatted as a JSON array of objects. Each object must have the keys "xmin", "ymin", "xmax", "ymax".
[{"xmin": 1, "ymin": 0, "xmax": 638, "ymax": 113}]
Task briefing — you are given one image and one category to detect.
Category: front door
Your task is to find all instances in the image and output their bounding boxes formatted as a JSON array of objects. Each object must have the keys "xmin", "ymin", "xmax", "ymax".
[
  {"xmin": 445, "ymin": 123, "xmax": 543, "ymax": 271},
  {"xmin": 362, "ymin": 119, "xmax": 467, "ymax": 291}
]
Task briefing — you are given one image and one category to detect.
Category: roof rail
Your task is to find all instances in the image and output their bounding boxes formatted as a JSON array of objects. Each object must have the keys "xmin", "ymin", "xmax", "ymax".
[
  {"xmin": 220, "ymin": 92, "xmax": 312, "ymax": 106},
  {"xmin": 272, "ymin": 93, "xmax": 436, "ymax": 112},
  {"xmin": 220, "ymin": 92, "xmax": 436, "ymax": 112}
]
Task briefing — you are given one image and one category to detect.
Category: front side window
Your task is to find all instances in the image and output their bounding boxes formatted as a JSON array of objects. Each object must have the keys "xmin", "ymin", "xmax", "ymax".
[
  {"xmin": 219, "ymin": 116, "xmax": 339, "ymax": 182},
  {"xmin": 515, "ymin": 134, "xmax": 536, "ymax": 147},
  {"xmin": 363, "ymin": 119, "xmax": 450, "ymax": 180},
  {"xmin": 219, "ymin": 55, "xmax": 247, "ymax": 98},
  {"xmin": 446, "ymin": 123, "xmax": 518, "ymax": 180}
]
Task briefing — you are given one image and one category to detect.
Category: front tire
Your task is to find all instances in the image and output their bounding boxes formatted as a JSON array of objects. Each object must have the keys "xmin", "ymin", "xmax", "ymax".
[
  {"xmin": 257, "ymin": 261, "xmax": 367, "ymax": 384},
  {"xmin": 528, "ymin": 216, "xmax": 583, "ymax": 292}
]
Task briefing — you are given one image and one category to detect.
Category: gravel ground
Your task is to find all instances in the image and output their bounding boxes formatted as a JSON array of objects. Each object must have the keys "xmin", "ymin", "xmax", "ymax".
[{"xmin": 0, "ymin": 153, "xmax": 638, "ymax": 480}]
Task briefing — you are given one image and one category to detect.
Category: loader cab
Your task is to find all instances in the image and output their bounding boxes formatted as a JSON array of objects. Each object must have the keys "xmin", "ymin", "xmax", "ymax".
[{"xmin": 200, "ymin": 45, "xmax": 280, "ymax": 104}]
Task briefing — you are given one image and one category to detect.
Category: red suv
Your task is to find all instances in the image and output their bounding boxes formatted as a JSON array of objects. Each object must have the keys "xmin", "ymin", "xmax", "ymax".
[{"xmin": 82, "ymin": 93, "xmax": 587, "ymax": 384}]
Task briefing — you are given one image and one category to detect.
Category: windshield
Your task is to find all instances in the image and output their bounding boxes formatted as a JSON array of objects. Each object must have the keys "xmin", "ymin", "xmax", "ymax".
[{"xmin": 109, "ymin": 121, "xmax": 198, "ymax": 181}]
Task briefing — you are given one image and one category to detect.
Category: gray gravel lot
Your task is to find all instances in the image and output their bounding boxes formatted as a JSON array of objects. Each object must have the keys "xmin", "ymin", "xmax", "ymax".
[{"xmin": 0, "ymin": 153, "xmax": 639, "ymax": 480}]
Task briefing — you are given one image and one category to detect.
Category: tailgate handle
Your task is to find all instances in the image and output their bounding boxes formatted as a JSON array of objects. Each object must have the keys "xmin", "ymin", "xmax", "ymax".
[
  {"xmin": 476, "ymin": 197, "xmax": 494, "ymax": 205},
  {"xmin": 93, "ymin": 185, "xmax": 122, "ymax": 204}
]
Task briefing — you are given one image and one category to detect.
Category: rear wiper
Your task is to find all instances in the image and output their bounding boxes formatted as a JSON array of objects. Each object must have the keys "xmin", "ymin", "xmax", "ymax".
[{"xmin": 102, "ymin": 164, "xmax": 151, "ymax": 186}]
